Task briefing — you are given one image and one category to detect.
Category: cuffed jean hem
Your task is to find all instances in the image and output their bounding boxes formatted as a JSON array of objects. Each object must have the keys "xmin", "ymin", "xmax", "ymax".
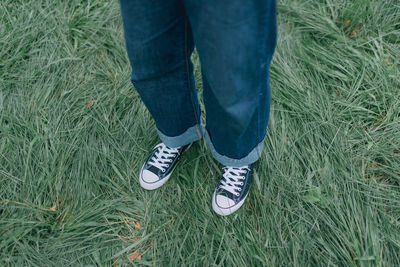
[
  {"xmin": 204, "ymin": 129, "xmax": 264, "ymax": 167},
  {"xmin": 156, "ymin": 123, "xmax": 203, "ymax": 148}
]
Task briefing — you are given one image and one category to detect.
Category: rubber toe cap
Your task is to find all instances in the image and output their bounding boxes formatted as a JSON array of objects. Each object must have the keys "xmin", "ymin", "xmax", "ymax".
[{"xmin": 141, "ymin": 170, "xmax": 159, "ymax": 183}]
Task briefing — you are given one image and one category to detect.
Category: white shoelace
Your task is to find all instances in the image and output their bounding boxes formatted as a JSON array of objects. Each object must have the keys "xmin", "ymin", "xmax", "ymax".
[
  {"xmin": 219, "ymin": 166, "xmax": 250, "ymax": 196},
  {"xmin": 148, "ymin": 143, "xmax": 179, "ymax": 172}
]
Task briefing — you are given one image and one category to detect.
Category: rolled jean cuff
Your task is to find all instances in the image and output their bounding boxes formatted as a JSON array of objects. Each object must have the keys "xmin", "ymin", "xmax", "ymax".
[
  {"xmin": 204, "ymin": 129, "xmax": 264, "ymax": 167},
  {"xmin": 157, "ymin": 123, "xmax": 203, "ymax": 148}
]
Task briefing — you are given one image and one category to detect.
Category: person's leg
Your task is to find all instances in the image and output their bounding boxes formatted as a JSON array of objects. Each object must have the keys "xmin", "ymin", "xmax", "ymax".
[
  {"xmin": 120, "ymin": 0, "xmax": 202, "ymax": 190},
  {"xmin": 120, "ymin": 0, "xmax": 202, "ymax": 148},
  {"xmin": 183, "ymin": 0, "xmax": 277, "ymax": 215},
  {"xmin": 183, "ymin": 0, "xmax": 277, "ymax": 166}
]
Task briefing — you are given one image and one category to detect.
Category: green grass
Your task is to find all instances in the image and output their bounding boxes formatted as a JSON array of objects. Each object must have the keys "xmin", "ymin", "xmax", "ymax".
[{"xmin": 1, "ymin": 0, "xmax": 399, "ymax": 266}]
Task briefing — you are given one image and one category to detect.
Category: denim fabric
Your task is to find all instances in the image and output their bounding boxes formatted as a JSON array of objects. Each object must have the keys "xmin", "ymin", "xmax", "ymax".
[{"xmin": 120, "ymin": 0, "xmax": 277, "ymax": 166}]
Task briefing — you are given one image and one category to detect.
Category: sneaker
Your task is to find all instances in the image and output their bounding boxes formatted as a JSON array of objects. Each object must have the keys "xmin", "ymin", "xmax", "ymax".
[
  {"xmin": 139, "ymin": 142, "xmax": 191, "ymax": 190},
  {"xmin": 212, "ymin": 164, "xmax": 254, "ymax": 216}
]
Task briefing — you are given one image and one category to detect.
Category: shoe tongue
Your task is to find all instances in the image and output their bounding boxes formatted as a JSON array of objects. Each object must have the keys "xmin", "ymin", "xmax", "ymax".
[
  {"xmin": 162, "ymin": 147, "xmax": 178, "ymax": 156},
  {"xmin": 226, "ymin": 174, "xmax": 239, "ymax": 184},
  {"xmin": 226, "ymin": 168, "xmax": 243, "ymax": 175}
]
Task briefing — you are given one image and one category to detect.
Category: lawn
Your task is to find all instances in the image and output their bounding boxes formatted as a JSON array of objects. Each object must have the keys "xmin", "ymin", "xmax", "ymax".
[{"xmin": 1, "ymin": 0, "xmax": 399, "ymax": 266}]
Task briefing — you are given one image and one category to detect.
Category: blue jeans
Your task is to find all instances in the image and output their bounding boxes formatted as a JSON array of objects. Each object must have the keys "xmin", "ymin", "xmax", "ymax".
[{"xmin": 120, "ymin": 0, "xmax": 277, "ymax": 167}]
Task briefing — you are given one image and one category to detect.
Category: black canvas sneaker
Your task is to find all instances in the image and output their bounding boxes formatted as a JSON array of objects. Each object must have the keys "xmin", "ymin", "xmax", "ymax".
[
  {"xmin": 139, "ymin": 142, "xmax": 191, "ymax": 190},
  {"xmin": 212, "ymin": 164, "xmax": 254, "ymax": 216}
]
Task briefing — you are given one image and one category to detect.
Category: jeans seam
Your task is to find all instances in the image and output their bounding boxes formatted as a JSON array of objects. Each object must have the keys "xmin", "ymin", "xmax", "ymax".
[{"xmin": 184, "ymin": 16, "xmax": 202, "ymax": 138}]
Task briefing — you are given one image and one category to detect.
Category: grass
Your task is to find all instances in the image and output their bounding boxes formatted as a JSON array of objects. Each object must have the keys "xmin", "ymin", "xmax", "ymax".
[{"xmin": 0, "ymin": 0, "xmax": 399, "ymax": 266}]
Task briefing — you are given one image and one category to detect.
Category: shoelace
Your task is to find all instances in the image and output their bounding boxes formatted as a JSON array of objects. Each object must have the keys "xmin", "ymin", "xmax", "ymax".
[
  {"xmin": 219, "ymin": 166, "xmax": 250, "ymax": 196},
  {"xmin": 147, "ymin": 143, "xmax": 180, "ymax": 172}
]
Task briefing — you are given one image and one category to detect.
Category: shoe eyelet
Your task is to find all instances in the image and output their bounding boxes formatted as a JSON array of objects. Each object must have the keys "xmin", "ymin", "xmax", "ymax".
[
  {"xmin": 162, "ymin": 169, "xmax": 166, "ymax": 173},
  {"xmin": 238, "ymin": 188, "xmax": 242, "ymax": 191},
  {"xmin": 166, "ymin": 164, "xmax": 169, "ymax": 167},
  {"xmin": 240, "ymin": 182, "xmax": 243, "ymax": 185},
  {"xmin": 236, "ymin": 193, "xmax": 240, "ymax": 196}
]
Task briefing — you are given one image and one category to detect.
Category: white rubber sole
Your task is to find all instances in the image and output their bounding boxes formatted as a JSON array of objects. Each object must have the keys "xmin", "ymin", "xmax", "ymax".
[
  {"xmin": 139, "ymin": 163, "xmax": 174, "ymax": 190},
  {"xmin": 211, "ymin": 191, "xmax": 249, "ymax": 216}
]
